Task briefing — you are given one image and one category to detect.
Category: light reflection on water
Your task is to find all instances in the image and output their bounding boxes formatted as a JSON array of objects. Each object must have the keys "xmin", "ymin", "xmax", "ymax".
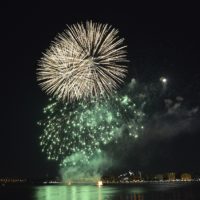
[
  {"xmin": 34, "ymin": 185, "xmax": 115, "ymax": 200},
  {"xmin": 1, "ymin": 183, "xmax": 200, "ymax": 200},
  {"xmin": 33, "ymin": 183, "xmax": 200, "ymax": 200}
]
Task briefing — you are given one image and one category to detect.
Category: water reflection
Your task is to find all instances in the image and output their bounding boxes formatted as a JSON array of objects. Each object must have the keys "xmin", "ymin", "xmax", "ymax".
[
  {"xmin": 34, "ymin": 184, "xmax": 200, "ymax": 200},
  {"xmin": 34, "ymin": 185, "xmax": 113, "ymax": 200}
]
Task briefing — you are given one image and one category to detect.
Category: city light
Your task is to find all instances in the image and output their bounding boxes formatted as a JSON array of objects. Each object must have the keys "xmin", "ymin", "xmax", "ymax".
[{"xmin": 97, "ymin": 180, "xmax": 103, "ymax": 187}]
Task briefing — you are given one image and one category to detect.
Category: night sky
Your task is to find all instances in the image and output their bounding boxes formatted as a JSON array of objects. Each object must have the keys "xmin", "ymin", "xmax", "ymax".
[{"xmin": 1, "ymin": 2, "xmax": 200, "ymax": 178}]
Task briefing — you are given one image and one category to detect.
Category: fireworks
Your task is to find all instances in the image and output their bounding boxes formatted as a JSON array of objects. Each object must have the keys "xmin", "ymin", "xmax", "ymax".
[
  {"xmin": 38, "ymin": 93, "xmax": 144, "ymax": 167},
  {"xmin": 37, "ymin": 21, "xmax": 128, "ymax": 102}
]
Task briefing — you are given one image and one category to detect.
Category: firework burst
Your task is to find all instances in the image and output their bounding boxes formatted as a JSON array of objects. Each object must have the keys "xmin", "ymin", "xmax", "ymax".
[
  {"xmin": 38, "ymin": 94, "xmax": 144, "ymax": 167},
  {"xmin": 37, "ymin": 21, "xmax": 128, "ymax": 102}
]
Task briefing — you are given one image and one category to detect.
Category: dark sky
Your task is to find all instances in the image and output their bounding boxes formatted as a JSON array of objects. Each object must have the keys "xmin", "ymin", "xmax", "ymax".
[{"xmin": 1, "ymin": 2, "xmax": 200, "ymax": 178}]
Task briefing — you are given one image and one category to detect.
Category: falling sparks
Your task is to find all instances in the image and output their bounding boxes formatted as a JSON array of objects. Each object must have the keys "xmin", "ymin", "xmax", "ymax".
[
  {"xmin": 37, "ymin": 21, "xmax": 128, "ymax": 102},
  {"xmin": 38, "ymin": 94, "xmax": 145, "ymax": 167}
]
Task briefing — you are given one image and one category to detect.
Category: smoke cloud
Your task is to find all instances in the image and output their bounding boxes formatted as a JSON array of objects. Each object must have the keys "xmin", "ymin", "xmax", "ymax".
[{"xmin": 60, "ymin": 153, "xmax": 113, "ymax": 182}]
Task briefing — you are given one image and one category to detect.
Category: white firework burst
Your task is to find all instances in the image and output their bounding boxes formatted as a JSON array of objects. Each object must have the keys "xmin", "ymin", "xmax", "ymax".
[{"xmin": 37, "ymin": 21, "xmax": 128, "ymax": 101}]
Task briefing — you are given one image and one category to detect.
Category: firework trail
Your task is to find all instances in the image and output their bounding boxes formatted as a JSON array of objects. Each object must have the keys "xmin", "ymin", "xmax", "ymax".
[{"xmin": 37, "ymin": 21, "xmax": 128, "ymax": 102}]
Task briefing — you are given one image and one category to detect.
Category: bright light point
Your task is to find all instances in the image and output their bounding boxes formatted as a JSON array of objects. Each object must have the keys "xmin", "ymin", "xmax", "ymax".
[
  {"xmin": 97, "ymin": 181, "xmax": 103, "ymax": 187},
  {"xmin": 134, "ymin": 134, "xmax": 138, "ymax": 138},
  {"xmin": 160, "ymin": 77, "xmax": 167, "ymax": 84},
  {"xmin": 162, "ymin": 78, "xmax": 167, "ymax": 83}
]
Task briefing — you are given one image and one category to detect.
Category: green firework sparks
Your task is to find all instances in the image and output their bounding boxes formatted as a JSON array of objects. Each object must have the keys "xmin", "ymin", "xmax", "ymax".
[{"xmin": 38, "ymin": 94, "xmax": 144, "ymax": 167}]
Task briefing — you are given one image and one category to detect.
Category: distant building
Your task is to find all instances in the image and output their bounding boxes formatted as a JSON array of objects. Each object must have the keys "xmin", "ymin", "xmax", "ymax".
[
  {"xmin": 181, "ymin": 173, "xmax": 192, "ymax": 181},
  {"xmin": 166, "ymin": 172, "xmax": 176, "ymax": 181},
  {"xmin": 0, "ymin": 178, "xmax": 26, "ymax": 184},
  {"xmin": 154, "ymin": 174, "xmax": 164, "ymax": 181}
]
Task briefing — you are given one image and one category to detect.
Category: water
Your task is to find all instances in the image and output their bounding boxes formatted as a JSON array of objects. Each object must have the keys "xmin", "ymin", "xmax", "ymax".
[{"xmin": 1, "ymin": 182, "xmax": 200, "ymax": 200}]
